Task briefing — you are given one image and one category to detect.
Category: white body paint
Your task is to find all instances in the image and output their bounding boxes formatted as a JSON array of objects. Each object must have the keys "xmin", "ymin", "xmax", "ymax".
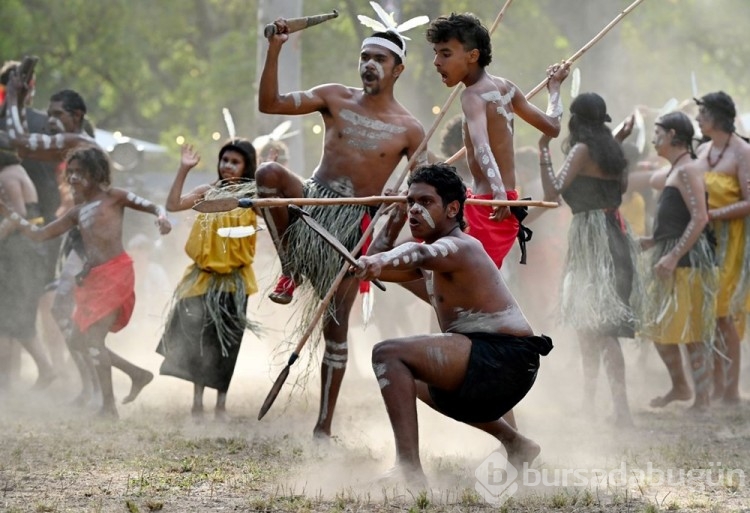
[
  {"xmin": 79, "ymin": 200, "xmax": 102, "ymax": 230},
  {"xmin": 546, "ymin": 90, "xmax": 563, "ymax": 118},
  {"xmin": 447, "ymin": 306, "xmax": 529, "ymax": 334},
  {"xmin": 126, "ymin": 192, "xmax": 154, "ymax": 208},
  {"xmin": 481, "ymin": 88, "xmax": 515, "ymax": 134},
  {"xmin": 340, "ymin": 109, "xmax": 407, "ymax": 151},
  {"xmin": 373, "ymin": 362, "xmax": 390, "ymax": 389},
  {"xmin": 291, "ymin": 91, "xmax": 302, "ymax": 108},
  {"xmin": 319, "ymin": 340, "xmax": 348, "ymax": 422}
]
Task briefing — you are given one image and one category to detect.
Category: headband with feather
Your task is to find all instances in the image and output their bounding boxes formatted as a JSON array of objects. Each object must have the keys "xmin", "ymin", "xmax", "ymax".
[{"xmin": 358, "ymin": 1, "xmax": 428, "ymax": 61}]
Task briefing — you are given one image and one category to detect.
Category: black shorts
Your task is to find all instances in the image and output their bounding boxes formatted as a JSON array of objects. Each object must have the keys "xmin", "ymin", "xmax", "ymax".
[{"xmin": 428, "ymin": 333, "xmax": 553, "ymax": 423}]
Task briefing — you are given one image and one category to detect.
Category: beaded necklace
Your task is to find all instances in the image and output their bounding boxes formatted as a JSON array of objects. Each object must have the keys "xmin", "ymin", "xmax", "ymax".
[
  {"xmin": 707, "ymin": 135, "xmax": 732, "ymax": 168},
  {"xmin": 666, "ymin": 151, "xmax": 690, "ymax": 178}
]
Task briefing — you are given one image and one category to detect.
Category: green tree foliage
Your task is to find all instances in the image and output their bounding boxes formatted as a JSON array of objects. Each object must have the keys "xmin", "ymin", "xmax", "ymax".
[{"xmin": 2, "ymin": 0, "xmax": 748, "ymax": 168}]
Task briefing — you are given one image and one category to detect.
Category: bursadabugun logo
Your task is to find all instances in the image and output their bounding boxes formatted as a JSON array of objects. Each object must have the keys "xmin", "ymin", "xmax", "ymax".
[
  {"xmin": 475, "ymin": 450, "xmax": 746, "ymax": 505},
  {"xmin": 474, "ymin": 450, "xmax": 518, "ymax": 505}
]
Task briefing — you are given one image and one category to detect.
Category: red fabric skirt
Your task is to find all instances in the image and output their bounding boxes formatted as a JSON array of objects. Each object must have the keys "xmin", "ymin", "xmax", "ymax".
[
  {"xmin": 73, "ymin": 252, "xmax": 135, "ymax": 334},
  {"xmin": 464, "ymin": 189, "xmax": 520, "ymax": 268}
]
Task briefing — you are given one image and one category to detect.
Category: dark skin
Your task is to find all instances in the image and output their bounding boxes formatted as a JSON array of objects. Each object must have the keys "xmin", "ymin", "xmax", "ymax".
[
  {"xmin": 354, "ymin": 181, "xmax": 539, "ymax": 484},
  {"xmin": 538, "ymin": 128, "xmax": 634, "ymax": 426},
  {"xmin": 0, "ymin": 158, "xmax": 171, "ymax": 417},
  {"xmin": 432, "ymin": 37, "xmax": 568, "ymax": 220},
  {"xmin": 257, "ymin": 19, "xmax": 426, "ymax": 438},
  {"xmin": 3, "ymin": 73, "xmax": 92, "ymax": 161},
  {"xmin": 0, "ymin": 163, "xmax": 56, "ymax": 388}
]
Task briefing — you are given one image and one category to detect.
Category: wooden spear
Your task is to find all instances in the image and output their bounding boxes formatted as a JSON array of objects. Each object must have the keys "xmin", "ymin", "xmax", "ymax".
[
  {"xmin": 257, "ymin": 0, "xmax": 516, "ymax": 420},
  {"xmin": 446, "ymin": 0, "xmax": 648, "ymax": 166},
  {"xmin": 194, "ymin": 195, "xmax": 557, "ymax": 213}
]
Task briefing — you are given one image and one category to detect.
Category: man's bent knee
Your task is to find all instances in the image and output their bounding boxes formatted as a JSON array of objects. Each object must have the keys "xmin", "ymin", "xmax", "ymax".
[
  {"xmin": 255, "ymin": 162, "xmax": 287, "ymax": 189},
  {"xmin": 372, "ymin": 339, "xmax": 402, "ymax": 365}
]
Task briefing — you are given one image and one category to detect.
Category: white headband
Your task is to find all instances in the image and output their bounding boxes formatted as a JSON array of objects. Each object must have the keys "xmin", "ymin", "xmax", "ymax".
[{"xmin": 361, "ymin": 36, "xmax": 405, "ymax": 61}]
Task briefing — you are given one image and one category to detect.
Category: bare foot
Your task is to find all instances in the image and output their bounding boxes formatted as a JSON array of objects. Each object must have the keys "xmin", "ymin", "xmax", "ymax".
[
  {"xmin": 721, "ymin": 393, "xmax": 741, "ymax": 406},
  {"xmin": 71, "ymin": 390, "xmax": 96, "ymax": 408},
  {"xmin": 373, "ymin": 466, "xmax": 428, "ymax": 491},
  {"xmin": 687, "ymin": 402, "xmax": 710, "ymax": 417},
  {"xmin": 649, "ymin": 387, "xmax": 692, "ymax": 408},
  {"xmin": 505, "ymin": 437, "xmax": 541, "ymax": 472},
  {"xmin": 97, "ymin": 405, "xmax": 119, "ymax": 420},
  {"xmin": 313, "ymin": 426, "xmax": 331, "ymax": 441},
  {"xmin": 31, "ymin": 372, "xmax": 57, "ymax": 391},
  {"xmin": 122, "ymin": 370, "xmax": 154, "ymax": 404}
]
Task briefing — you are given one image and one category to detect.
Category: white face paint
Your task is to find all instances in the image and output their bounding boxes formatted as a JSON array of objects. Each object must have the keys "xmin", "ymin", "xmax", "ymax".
[
  {"xmin": 220, "ymin": 161, "xmax": 239, "ymax": 173},
  {"xmin": 411, "ymin": 203, "xmax": 435, "ymax": 228},
  {"xmin": 652, "ymin": 128, "xmax": 667, "ymax": 154},
  {"xmin": 359, "ymin": 60, "xmax": 385, "ymax": 80},
  {"xmin": 51, "ymin": 118, "xmax": 65, "ymax": 133}
]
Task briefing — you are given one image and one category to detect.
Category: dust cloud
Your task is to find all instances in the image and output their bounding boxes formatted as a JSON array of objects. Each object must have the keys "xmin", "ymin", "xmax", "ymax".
[{"xmin": 3, "ymin": 197, "xmax": 749, "ymax": 508}]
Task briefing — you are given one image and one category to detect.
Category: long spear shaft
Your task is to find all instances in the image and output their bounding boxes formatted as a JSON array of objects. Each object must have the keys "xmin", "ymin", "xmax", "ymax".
[
  {"xmin": 446, "ymin": 0, "xmax": 647, "ymax": 166},
  {"xmin": 257, "ymin": 0, "xmax": 515, "ymax": 420}
]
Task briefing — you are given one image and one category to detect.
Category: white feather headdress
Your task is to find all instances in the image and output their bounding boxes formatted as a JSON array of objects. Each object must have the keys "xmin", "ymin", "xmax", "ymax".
[
  {"xmin": 252, "ymin": 120, "xmax": 299, "ymax": 151},
  {"xmin": 358, "ymin": 1, "xmax": 429, "ymax": 60}
]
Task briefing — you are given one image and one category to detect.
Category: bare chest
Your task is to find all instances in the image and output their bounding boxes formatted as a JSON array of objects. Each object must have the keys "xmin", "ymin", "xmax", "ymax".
[{"xmin": 332, "ymin": 108, "xmax": 408, "ymax": 153}]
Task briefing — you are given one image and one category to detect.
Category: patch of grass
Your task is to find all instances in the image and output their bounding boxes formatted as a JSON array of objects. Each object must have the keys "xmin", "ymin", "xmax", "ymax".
[
  {"xmin": 144, "ymin": 500, "xmax": 164, "ymax": 511},
  {"xmin": 459, "ymin": 487, "xmax": 481, "ymax": 506},
  {"xmin": 412, "ymin": 489, "xmax": 430, "ymax": 510},
  {"xmin": 549, "ymin": 490, "xmax": 570, "ymax": 508},
  {"xmin": 577, "ymin": 488, "xmax": 595, "ymax": 506}
]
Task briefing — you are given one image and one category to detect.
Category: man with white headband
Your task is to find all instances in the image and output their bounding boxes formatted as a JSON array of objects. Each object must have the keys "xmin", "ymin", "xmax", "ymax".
[{"xmin": 257, "ymin": 17, "xmax": 426, "ymax": 439}]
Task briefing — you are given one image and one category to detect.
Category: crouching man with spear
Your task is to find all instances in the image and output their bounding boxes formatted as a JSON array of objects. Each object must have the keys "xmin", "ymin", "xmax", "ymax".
[{"xmin": 355, "ymin": 163, "xmax": 553, "ymax": 487}]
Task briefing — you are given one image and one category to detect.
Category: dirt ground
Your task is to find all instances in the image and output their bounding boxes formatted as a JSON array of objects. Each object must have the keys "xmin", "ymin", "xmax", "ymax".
[{"xmin": 2, "ymin": 228, "xmax": 750, "ymax": 513}]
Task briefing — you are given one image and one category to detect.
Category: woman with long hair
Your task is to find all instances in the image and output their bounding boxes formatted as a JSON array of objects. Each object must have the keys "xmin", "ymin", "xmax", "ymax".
[{"xmin": 538, "ymin": 92, "xmax": 639, "ymax": 426}]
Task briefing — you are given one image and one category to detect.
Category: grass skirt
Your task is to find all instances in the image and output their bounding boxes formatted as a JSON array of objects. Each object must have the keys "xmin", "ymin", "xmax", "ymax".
[
  {"xmin": 561, "ymin": 209, "xmax": 640, "ymax": 337},
  {"xmin": 157, "ymin": 181, "xmax": 260, "ymax": 390}
]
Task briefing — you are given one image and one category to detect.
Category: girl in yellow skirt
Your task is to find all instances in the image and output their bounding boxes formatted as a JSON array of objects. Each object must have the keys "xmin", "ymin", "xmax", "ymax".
[{"xmin": 156, "ymin": 139, "xmax": 260, "ymax": 420}]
